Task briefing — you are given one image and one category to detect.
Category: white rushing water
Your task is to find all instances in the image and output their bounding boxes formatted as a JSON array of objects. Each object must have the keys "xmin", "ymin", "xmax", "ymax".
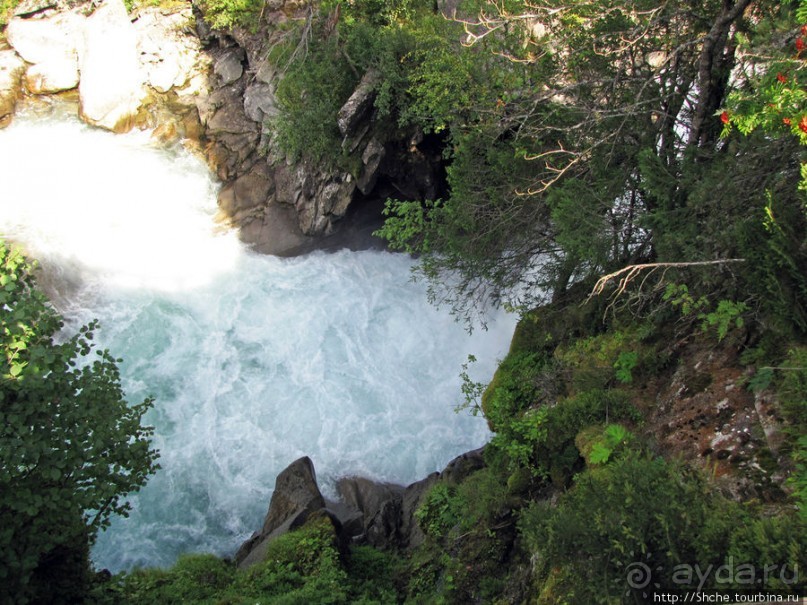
[{"xmin": 0, "ymin": 108, "xmax": 516, "ymax": 572}]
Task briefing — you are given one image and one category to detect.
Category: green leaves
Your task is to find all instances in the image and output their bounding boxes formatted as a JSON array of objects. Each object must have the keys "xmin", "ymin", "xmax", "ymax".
[{"xmin": 0, "ymin": 241, "xmax": 159, "ymax": 602}]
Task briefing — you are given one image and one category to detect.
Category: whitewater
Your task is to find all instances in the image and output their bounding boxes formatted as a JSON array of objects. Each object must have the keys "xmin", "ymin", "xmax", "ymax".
[{"xmin": 0, "ymin": 106, "xmax": 516, "ymax": 572}]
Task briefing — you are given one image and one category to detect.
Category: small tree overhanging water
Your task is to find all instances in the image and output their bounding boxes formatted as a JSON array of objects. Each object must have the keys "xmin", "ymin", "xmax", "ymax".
[{"xmin": 0, "ymin": 241, "xmax": 159, "ymax": 603}]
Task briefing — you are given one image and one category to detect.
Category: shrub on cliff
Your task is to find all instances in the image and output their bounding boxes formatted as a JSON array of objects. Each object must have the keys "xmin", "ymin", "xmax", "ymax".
[
  {"xmin": 519, "ymin": 455, "xmax": 805, "ymax": 603},
  {"xmin": 0, "ymin": 242, "xmax": 159, "ymax": 603}
]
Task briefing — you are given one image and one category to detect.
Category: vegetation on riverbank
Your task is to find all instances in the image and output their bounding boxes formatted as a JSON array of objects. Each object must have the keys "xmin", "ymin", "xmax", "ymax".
[
  {"xmin": 3, "ymin": 0, "xmax": 807, "ymax": 601},
  {"xmin": 103, "ymin": 0, "xmax": 807, "ymax": 600}
]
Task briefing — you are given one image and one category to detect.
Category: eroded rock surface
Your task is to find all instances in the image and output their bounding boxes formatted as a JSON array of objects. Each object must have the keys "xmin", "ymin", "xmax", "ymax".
[
  {"xmin": 234, "ymin": 456, "xmax": 326, "ymax": 568},
  {"xmin": 235, "ymin": 448, "xmax": 487, "ymax": 567}
]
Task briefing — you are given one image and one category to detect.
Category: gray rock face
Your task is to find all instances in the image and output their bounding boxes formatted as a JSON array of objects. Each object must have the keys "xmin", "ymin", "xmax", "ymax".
[
  {"xmin": 213, "ymin": 47, "xmax": 245, "ymax": 85},
  {"xmin": 234, "ymin": 448, "xmax": 488, "ymax": 567},
  {"xmin": 336, "ymin": 69, "xmax": 380, "ymax": 137},
  {"xmin": 234, "ymin": 456, "xmax": 326, "ymax": 568},
  {"xmin": 243, "ymin": 81, "xmax": 276, "ymax": 122},
  {"xmin": 135, "ymin": 7, "xmax": 207, "ymax": 94},
  {"xmin": 337, "ymin": 478, "xmax": 406, "ymax": 548}
]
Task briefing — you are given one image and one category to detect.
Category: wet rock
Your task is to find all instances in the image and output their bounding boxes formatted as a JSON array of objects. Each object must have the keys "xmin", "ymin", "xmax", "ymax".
[
  {"xmin": 217, "ymin": 164, "xmax": 274, "ymax": 219},
  {"xmin": 234, "ymin": 456, "xmax": 326, "ymax": 568},
  {"xmin": 6, "ymin": 9, "xmax": 82, "ymax": 93}
]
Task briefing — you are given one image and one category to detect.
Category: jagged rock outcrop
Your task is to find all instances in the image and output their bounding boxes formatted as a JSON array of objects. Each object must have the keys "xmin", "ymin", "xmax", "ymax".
[
  {"xmin": 234, "ymin": 456, "xmax": 327, "ymax": 568},
  {"xmin": 235, "ymin": 448, "xmax": 487, "ymax": 566}
]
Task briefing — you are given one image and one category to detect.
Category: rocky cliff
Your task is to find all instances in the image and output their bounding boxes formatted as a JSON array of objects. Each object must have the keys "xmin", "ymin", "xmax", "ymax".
[{"xmin": 0, "ymin": 0, "xmax": 443, "ymax": 255}]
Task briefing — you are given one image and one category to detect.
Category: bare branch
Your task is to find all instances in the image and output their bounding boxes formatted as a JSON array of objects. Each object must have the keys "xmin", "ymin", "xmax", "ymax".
[{"xmin": 588, "ymin": 259, "xmax": 747, "ymax": 302}]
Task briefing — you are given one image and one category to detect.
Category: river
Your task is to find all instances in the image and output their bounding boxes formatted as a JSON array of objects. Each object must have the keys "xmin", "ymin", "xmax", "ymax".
[{"xmin": 0, "ymin": 105, "xmax": 516, "ymax": 572}]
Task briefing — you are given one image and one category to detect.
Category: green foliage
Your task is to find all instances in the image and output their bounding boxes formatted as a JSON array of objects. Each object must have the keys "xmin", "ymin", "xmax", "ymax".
[
  {"xmin": 481, "ymin": 349, "xmax": 559, "ymax": 431},
  {"xmin": 613, "ymin": 351, "xmax": 638, "ymax": 384},
  {"xmin": 0, "ymin": 0, "xmax": 20, "ymax": 26},
  {"xmin": 456, "ymin": 354, "xmax": 485, "ymax": 415},
  {"xmin": 108, "ymin": 554, "xmax": 235, "ymax": 604},
  {"xmin": 555, "ymin": 330, "xmax": 642, "ymax": 392},
  {"xmin": 723, "ymin": 0, "xmax": 807, "ymax": 151},
  {"xmin": 702, "ymin": 299, "xmax": 748, "ymax": 342},
  {"xmin": 486, "ymin": 374, "xmax": 639, "ymax": 480},
  {"xmin": 415, "ymin": 483, "xmax": 463, "ymax": 539},
  {"xmin": 454, "ymin": 467, "xmax": 510, "ymax": 526},
  {"xmin": 772, "ymin": 347, "xmax": 807, "ymax": 516},
  {"xmin": 0, "ymin": 242, "xmax": 159, "ymax": 603},
  {"xmin": 198, "ymin": 0, "xmax": 263, "ymax": 30},
  {"xmin": 726, "ymin": 514, "xmax": 806, "ymax": 591},
  {"xmin": 343, "ymin": 545, "xmax": 401, "ymax": 604},
  {"xmin": 519, "ymin": 456, "xmax": 745, "ymax": 603},
  {"xmin": 791, "ymin": 436, "xmax": 807, "ymax": 520},
  {"xmin": 270, "ymin": 36, "xmax": 359, "ymax": 168},
  {"xmin": 585, "ymin": 424, "xmax": 633, "ymax": 465},
  {"xmin": 101, "ymin": 515, "xmax": 402, "ymax": 604},
  {"xmin": 663, "ymin": 283, "xmax": 749, "ymax": 342}
]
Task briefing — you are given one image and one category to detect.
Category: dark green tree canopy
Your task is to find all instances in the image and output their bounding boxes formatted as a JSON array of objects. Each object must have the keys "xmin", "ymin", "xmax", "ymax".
[
  {"xmin": 0, "ymin": 242, "xmax": 159, "ymax": 603},
  {"xmin": 371, "ymin": 0, "xmax": 807, "ymax": 328}
]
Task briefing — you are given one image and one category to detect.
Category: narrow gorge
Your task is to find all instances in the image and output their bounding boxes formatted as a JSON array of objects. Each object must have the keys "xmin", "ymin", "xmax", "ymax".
[{"xmin": 0, "ymin": 0, "xmax": 516, "ymax": 573}]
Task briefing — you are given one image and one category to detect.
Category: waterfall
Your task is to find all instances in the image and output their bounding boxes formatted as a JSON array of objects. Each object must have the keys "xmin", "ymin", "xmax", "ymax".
[{"xmin": 0, "ymin": 108, "xmax": 516, "ymax": 572}]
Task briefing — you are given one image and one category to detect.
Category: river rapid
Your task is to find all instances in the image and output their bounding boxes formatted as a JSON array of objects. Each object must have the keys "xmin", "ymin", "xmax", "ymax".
[{"xmin": 0, "ymin": 107, "xmax": 516, "ymax": 571}]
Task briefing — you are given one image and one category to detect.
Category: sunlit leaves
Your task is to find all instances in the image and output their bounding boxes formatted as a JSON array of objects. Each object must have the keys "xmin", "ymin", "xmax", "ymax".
[{"xmin": 0, "ymin": 241, "xmax": 159, "ymax": 601}]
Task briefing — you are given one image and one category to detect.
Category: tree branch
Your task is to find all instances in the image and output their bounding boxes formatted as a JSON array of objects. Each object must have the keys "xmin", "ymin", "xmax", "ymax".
[{"xmin": 588, "ymin": 259, "xmax": 746, "ymax": 301}]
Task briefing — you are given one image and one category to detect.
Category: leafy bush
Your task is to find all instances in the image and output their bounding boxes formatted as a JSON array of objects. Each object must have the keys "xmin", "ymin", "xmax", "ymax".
[
  {"xmin": 109, "ymin": 554, "xmax": 235, "ymax": 604},
  {"xmin": 575, "ymin": 423, "xmax": 634, "ymax": 465},
  {"xmin": 518, "ymin": 456, "xmax": 744, "ymax": 603},
  {"xmin": 414, "ymin": 483, "xmax": 463, "ymax": 539},
  {"xmin": 0, "ymin": 242, "xmax": 159, "ymax": 603},
  {"xmin": 487, "ymin": 384, "xmax": 639, "ymax": 481},
  {"xmin": 101, "ymin": 515, "xmax": 402, "ymax": 604},
  {"xmin": 554, "ymin": 330, "xmax": 642, "ymax": 392},
  {"xmin": 727, "ymin": 515, "xmax": 806, "ymax": 591},
  {"xmin": 773, "ymin": 347, "xmax": 807, "ymax": 516},
  {"xmin": 198, "ymin": 0, "xmax": 264, "ymax": 30},
  {"xmin": 269, "ymin": 34, "xmax": 359, "ymax": 169}
]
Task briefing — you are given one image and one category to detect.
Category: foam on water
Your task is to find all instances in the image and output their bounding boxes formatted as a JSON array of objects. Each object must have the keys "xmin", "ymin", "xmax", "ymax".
[{"xmin": 0, "ymin": 109, "xmax": 516, "ymax": 572}]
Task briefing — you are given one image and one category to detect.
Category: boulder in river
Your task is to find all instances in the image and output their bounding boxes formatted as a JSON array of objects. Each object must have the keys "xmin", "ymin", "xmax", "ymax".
[
  {"xmin": 234, "ymin": 447, "xmax": 488, "ymax": 566},
  {"xmin": 6, "ymin": 8, "xmax": 82, "ymax": 94},
  {"xmin": 234, "ymin": 456, "xmax": 327, "ymax": 568}
]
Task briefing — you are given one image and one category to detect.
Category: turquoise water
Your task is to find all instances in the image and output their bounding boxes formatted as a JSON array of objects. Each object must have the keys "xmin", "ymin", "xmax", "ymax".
[{"xmin": 0, "ymin": 110, "xmax": 516, "ymax": 572}]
